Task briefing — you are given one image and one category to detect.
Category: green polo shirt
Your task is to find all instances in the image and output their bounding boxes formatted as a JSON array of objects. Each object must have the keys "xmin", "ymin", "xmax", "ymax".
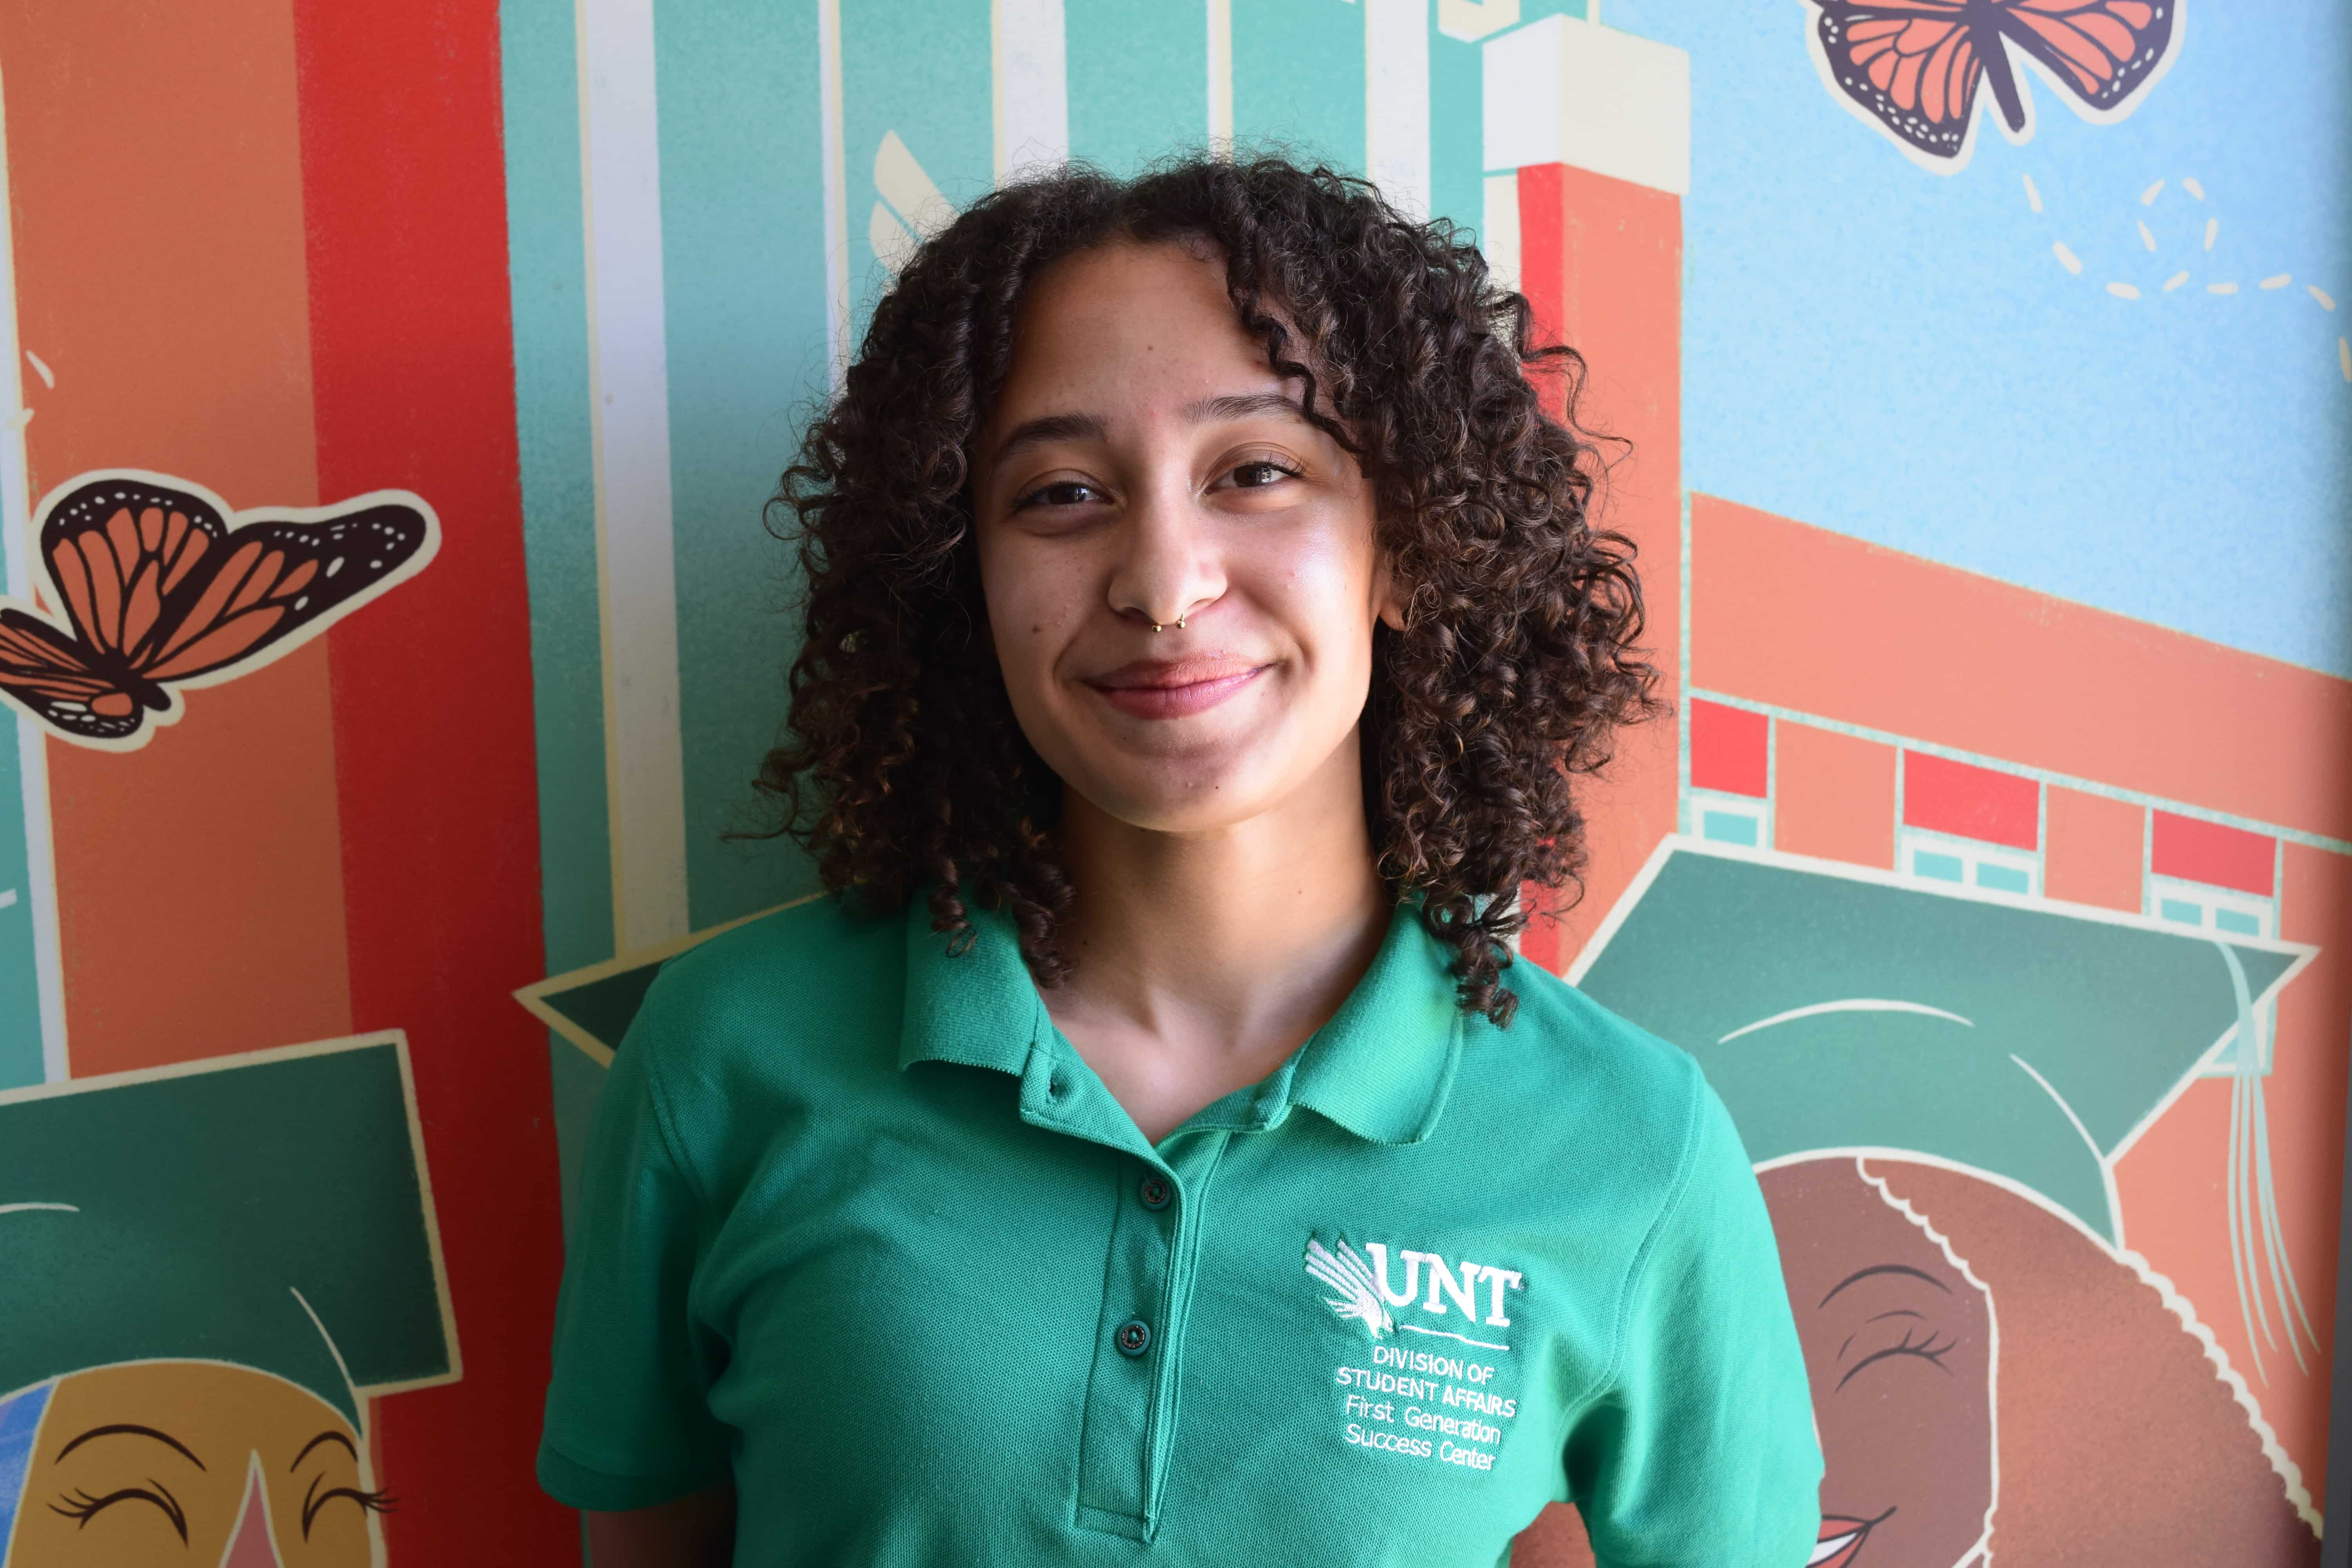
[{"xmin": 539, "ymin": 894, "xmax": 1821, "ymax": 1566}]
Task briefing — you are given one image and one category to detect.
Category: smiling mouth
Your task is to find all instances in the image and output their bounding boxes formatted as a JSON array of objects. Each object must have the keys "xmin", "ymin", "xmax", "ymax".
[
  {"xmin": 1086, "ymin": 659, "xmax": 1267, "ymax": 720},
  {"xmin": 1806, "ymin": 1510, "xmax": 1893, "ymax": 1568}
]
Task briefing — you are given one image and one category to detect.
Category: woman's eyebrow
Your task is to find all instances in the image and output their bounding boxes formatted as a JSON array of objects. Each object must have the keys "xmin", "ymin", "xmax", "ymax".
[
  {"xmin": 991, "ymin": 412, "xmax": 1106, "ymax": 463},
  {"xmin": 1182, "ymin": 391, "xmax": 1304, "ymax": 425},
  {"xmin": 290, "ymin": 1429, "xmax": 359, "ymax": 1470},
  {"xmin": 53, "ymin": 1423, "xmax": 207, "ymax": 1469},
  {"xmin": 1818, "ymin": 1262, "xmax": 1952, "ymax": 1308}
]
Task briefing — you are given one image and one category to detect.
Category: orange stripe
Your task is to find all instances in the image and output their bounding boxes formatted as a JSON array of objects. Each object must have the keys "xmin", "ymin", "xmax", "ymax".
[{"xmin": 0, "ymin": 0, "xmax": 352, "ymax": 1071}]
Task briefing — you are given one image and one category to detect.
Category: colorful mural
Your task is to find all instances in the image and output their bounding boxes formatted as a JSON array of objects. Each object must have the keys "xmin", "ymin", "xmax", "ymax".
[{"xmin": 0, "ymin": 2, "xmax": 2342, "ymax": 1563}]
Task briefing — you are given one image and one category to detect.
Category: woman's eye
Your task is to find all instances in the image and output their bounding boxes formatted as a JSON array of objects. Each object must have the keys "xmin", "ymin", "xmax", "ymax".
[
  {"xmin": 1227, "ymin": 460, "xmax": 1298, "ymax": 489},
  {"xmin": 1017, "ymin": 480, "xmax": 1102, "ymax": 510}
]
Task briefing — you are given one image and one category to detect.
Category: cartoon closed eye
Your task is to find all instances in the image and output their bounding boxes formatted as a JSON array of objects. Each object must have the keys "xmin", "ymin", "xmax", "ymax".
[
  {"xmin": 0, "ymin": 470, "xmax": 437, "ymax": 750},
  {"xmin": 1806, "ymin": 0, "xmax": 2182, "ymax": 170}
]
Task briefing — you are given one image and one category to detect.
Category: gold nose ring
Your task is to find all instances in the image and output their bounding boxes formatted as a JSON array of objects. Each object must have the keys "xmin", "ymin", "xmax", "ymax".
[{"xmin": 1150, "ymin": 618, "xmax": 1186, "ymax": 633}]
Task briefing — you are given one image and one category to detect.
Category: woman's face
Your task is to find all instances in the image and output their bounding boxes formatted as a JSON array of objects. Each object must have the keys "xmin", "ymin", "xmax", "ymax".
[{"xmin": 972, "ymin": 240, "xmax": 1401, "ymax": 836}]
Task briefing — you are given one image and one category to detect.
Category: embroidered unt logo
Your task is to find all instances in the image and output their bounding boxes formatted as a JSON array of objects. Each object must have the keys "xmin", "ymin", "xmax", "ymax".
[
  {"xmin": 1305, "ymin": 1237, "xmax": 1395, "ymax": 1339},
  {"xmin": 1304, "ymin": 1234, "xmax": 1523, "ymax": 1351}
]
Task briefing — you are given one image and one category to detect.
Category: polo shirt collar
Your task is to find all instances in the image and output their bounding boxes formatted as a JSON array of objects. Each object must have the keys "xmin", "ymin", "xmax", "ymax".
[{"xmin": 897, "ymin": 895, "xmax": 1465, "ymax": 1147}]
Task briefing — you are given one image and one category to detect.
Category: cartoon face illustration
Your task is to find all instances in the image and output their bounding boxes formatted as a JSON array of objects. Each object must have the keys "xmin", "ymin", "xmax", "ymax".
[
  {"xmin": 0, "ymin": 1037, "xmax": 460, "ymax": 1567},
  {"xmin": 2, "ymin": 1364, "xmax": 386, "ymax": 1565},
  {"xmin": 1759, "ymin": 1158, "xmax": 1994, "ymax": 1568}
]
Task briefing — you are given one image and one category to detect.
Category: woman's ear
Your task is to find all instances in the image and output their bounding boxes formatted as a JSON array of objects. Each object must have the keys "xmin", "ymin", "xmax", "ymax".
[{"xmin": 1374, "ymin": 551, "xmax": 1408, "ymax": 632}]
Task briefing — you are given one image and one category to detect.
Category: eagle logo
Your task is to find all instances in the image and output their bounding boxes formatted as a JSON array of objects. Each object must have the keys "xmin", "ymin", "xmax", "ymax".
[{"xmin": 1304, "ymin": 1235, "xmax": 1394, "ymax": 1341}]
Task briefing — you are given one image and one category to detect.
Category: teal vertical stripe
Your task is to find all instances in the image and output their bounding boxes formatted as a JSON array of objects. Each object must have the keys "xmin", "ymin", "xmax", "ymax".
[
  {"xmin": 653, "ymin": 0, "xmax": 833, "ymax": 930},
  {"xmin": 843, "ymin": 0, "xmax": 995, "ymax": 332},
  {"xmin": 500, "ymin": 0, "xmax": 615, "ymax": 976},
  {"xmin": 1233, "ymin": 0, "xmax": 1364, "ymax": 172},
  {"xmin": 0, "ymin": 721, "xmax": 42, "ymax": 1089},
  {"xmin": 1067, "ymin": 0, "xmax": 1209, "ymax": 174},
  {"xmin": 1428, "ymin": 27, "xmax": 1483, "ymax": 234}
]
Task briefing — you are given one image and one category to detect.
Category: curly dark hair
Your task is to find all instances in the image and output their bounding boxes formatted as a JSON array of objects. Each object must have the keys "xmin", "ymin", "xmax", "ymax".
[{"xmin": 754, "ymin": 154, "xmax": 1661, "ymax": 1024}]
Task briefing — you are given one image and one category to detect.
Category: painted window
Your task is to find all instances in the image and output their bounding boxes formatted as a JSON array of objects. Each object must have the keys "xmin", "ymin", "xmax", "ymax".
[
  {"xmin": 2148, "ymin": 812, "xmax": 2280, "ymax": 1074},
  {"xmin": 1899, "ymin": 753, "xmax": 2042, "ymax": 896},
  {"xmin": 1687, "ymin": 699, "xmax": 1771, "ymax": 848}
]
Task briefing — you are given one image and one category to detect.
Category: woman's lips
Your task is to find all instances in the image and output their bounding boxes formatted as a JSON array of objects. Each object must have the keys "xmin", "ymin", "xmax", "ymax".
[{"xmin": 1086, "ymin": 659, "xmax": 1266, "ymax": 720}]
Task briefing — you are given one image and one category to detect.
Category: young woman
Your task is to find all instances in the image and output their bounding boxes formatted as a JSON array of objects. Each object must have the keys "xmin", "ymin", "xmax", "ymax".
[{"xmin": 538, "ymin": 156, "xmax": 1821, "ymax": 1567}]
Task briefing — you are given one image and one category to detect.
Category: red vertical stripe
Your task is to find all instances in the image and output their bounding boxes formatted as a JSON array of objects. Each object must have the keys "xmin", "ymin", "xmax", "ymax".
[
  {"xmin": 290, "ymin": 4, "xmax": 569, "ymax": 1561},
  {"xmin": 1511, "ymin": 162, "xmax": 1683, "ymax": 974},
  {"xmin": 2152, "ymin": 810, "xmax": 2276, "ymax": 897}
]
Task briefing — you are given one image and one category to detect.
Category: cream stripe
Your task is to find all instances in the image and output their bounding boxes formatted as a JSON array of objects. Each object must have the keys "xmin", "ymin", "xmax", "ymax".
[
  {"xmin": 575, "ymin": 0, "xmax": 691, "ymax": 949},
  {"xmin": 0, "ymin": 53, "xmax": 68, "ymax": 1081}
]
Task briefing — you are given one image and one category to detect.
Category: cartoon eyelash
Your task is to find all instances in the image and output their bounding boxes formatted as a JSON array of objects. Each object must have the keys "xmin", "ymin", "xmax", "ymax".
[
  {"xmin": 301, "ymin": 1473, "xmax": 396, "ymax": 1538},
  {"xmin": 51, "ymin": 1483, "xmax": 189, "ymax": 1542},
  {"xmin": 1836, "ymin": 1326, "xmax": 1958, "ymax": 1391}
]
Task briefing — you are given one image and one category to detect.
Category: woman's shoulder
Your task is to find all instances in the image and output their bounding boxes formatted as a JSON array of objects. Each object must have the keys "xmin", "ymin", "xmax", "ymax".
[
  {"xmin": 1465, "ymin": 956, "xmax": 1709, "ymax": 1169},
  {"xmin": 626, "ymin": 890, "xmax": 907, "ymax": 1065}
]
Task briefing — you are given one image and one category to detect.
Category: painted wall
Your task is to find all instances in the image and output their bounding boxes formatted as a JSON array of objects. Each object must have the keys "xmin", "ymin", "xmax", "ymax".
[{"xmin": 0, "ymin": 2, "xmax": 2345, "ymax": 1563}]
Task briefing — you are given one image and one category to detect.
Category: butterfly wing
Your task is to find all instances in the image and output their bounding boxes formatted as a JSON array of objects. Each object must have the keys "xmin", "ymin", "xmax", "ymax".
[
  {"xmin": 1812, "ymin": 2, "xmax": 1992, "ymax": 162},
  {"xmin": 6, "ymin": 472, "xmax": 438, "ymax": 749},
  {"xmin": 130, "ymin": 500, "xmax": 435, "ymax": 684},
  {"xmin": 1994, "ymin": 0, "xmax": 2179, "ymax": 120},
  {"xmin": 0, "ymin": 607, "xmax": 154, "ymax": 741},
  {"xmin": 37, "ymin": 474, "xmax": 235, "ymax": 667}
]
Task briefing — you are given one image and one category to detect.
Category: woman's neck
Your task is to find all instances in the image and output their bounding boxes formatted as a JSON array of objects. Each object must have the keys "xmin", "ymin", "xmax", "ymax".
[{"xmin": 1041, "ymin": 728, "xmax": 1392, "ymax": 1141}]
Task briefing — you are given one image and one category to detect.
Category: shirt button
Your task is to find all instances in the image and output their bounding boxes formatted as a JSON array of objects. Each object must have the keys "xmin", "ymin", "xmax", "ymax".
[
  {"xmin": 1139, "ymin": 1174, "xmax": 1172, "ymax": 1210},
  {"xmin": 1115, "ymin": 1318, "xmax": 1152, "ymax": 1357}
]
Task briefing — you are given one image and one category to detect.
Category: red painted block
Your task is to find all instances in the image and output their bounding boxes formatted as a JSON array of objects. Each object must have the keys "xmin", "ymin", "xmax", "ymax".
[
  {"xmin": 292, "ymin": 2, "xmax": 570, "ymax": 1561},
  {"xmin": 1903, "ymin": 751, "xmax": 2038, "ymax": 850},
  {"xmin": 2152, "ymin": 810, "xmax": 2274, "ymax": 897},
  {"xmin": 1690, "ymin": 699, "xmax": 1768, "ymax": 799}
]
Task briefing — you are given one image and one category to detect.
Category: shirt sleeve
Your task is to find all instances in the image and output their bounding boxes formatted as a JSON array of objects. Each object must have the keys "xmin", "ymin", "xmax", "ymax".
[
  {"xmin": 1565, "ymin": 1067, "xmax": 1822, "ymax": 1568},
  {"xmin": 537, "ymin": 981, "xmax": 737, "ymax": 1511}
]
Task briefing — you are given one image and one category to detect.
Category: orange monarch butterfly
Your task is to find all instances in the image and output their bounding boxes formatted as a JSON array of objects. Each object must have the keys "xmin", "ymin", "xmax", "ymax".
[
  {"xmin": 0, "ymin": 470, "xmax": 438, "ymax": 751},
  {"xmin": 1806, "ymin": 0, "xmax": 2183, "ymax": 171}
]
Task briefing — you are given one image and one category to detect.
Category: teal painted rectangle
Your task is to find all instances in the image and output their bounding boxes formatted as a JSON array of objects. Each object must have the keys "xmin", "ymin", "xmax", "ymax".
[
  {"xmin": 500, "ymin": 0, "xmax": 615, "ymax": 975},
  {"xmin": 1914, "ymin": 851, "xmax": 1964, "ymax": 883},
  {"xmin": 654, "ymin": 0, "xmax": 835, "ymax": 930},
  {"xmin": 1701, "ymin": 809, "xmax": 1758, "ymax": 847},
  {"xmin": 1975, "ymin": 862, "xmax": 2031, "ymax": 894},
  {"xmin": 842, "ymin": 0, "xmax": 995, "ymax": 332},
  {"xmin": 1069, "ymin": 0, "xmax": 1208, "ymax": 174},
  {"xmin": 0, "ymin": 720, "xmax": 42, "ymax": 1090},
  {"xmin": 1232, "ymin": 0, "xmax": 1363, "ymax": 172},
  {"xmin": 1429, "ymin": 29, "xmax": 1483, "ymax": 233},
  {"xmin": 2215, "ymin": 907, "xmax": 2262, "ymax": 936},
  {"xmin": 2160, "ymin": 898, "xmax": 2205, "ymax": 926}
]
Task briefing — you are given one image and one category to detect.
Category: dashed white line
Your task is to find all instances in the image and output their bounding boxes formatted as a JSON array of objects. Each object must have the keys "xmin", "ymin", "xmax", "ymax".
[
  {"xmin": 2164, "ymin": 271, "xmax": 2190, "ymax": 292},
  {"xmin": 2106, "ymin": 281, "xmax": 2141, "ymax": 300},
  {"xmin": 2138, "ymin": 220, "xmax": 2156, "ymax": 252},
  {"xmin": 2310, "ymin": 286, "xmax": 2337, "ymax": 312},
  {"xmin": 2139, "ymin": 178, "xmax": 2164, "ymax": 205},
  {"xmin": 2209, "ymin": 281, "xmax": 2239, "ymax": 295},
  {"xmin": 21, "ymin": 351, "xmax": 50, "ymax": 389},
  {"xmin": 2259, "ymin": 274, "xmax": 2292, "ymax": 290},
  {"xmin": 2341, "ymin": 338, "xmax": 2350, "ymax": 381},
  {"xmin": 2204, "ymin": 217, "xmax": 2218, "ymax": 251},
  {"xmin": 2022, "ymin": 173, "xmax": 2043, "ymax": 213},
  {"xmin": 2053, "ymin": 241, "xmax": 2083, "ymax": 275}
]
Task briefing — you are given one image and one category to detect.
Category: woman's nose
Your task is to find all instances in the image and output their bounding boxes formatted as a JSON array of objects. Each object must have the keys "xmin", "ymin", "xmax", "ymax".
[{"xmin": 1107, "ymin": 476, "xmax": 1227, "ymax": 632}]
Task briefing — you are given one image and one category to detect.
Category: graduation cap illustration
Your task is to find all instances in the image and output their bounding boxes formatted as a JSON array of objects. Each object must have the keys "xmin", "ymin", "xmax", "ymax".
[
  {"xmin": 1572, "ymin": 839, "xmax": 2313, "ymax": 1248},
  {"xmin": 0, "ymin": 1034, "xmax": 456, "ymax": 1421},
  {"xmin": 515, "ymin": 900, "xmax": 807, "ymax": 1069}
]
